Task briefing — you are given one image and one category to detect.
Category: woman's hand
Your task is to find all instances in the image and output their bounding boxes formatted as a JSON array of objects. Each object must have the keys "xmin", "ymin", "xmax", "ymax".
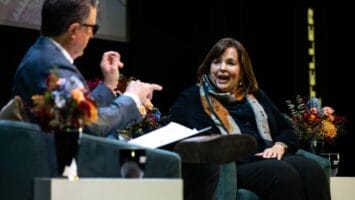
[
  {"xmin": 255, "ymin": 142, "xmax": 287, "ymax": 160},
  {"xmin": 100, "ymin": 51, "xmax": 124, "ymax": 93}
]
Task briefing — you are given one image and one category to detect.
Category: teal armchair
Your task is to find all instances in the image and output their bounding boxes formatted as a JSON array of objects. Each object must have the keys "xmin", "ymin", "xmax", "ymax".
[{"xmin": 0, "ymin": 120, "xmax": 181, "ymax": 200}]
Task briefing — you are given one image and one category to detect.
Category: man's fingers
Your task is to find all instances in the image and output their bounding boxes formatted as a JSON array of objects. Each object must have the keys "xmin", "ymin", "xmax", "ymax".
[
  {"xmin": 143, "ymin": 99, "xmax": 154, "ymax": 110},
  {"xmin": 150, "ymin": 83, "xmax": 163, "ymax": 91}
]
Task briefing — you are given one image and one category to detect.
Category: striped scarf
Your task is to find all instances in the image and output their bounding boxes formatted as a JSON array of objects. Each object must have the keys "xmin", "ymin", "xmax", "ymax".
[{"xmin": 199, "ymin": 75, "xmax": 272, "ymax": 144}]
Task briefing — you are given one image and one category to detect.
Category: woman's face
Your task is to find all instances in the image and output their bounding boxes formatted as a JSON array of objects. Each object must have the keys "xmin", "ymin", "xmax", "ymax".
[{"xmin": 209, "ymin": 47, "xmax": 240, "ymax": 93}]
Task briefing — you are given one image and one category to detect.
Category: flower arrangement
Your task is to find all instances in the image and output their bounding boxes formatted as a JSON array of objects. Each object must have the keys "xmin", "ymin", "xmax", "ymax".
[
  {"xmin": 118, "ymin": 107, "xmax": 165, "ymax": 140},
  {"xmin": 31, "ymin": 69, "xmax": 98, "ymax": 133},
  {"xmin": 86, "ymin": 74, "xmax": 170, "ymax": 140},
  {"xmin": 285, "ymin": 95, "xmax": 346, "ymax": 143}
]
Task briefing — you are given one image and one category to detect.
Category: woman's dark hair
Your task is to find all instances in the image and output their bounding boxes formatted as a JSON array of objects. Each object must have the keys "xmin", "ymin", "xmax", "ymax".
[
  {"xmin": 41, "ymin": 0, "xmax": 99, "ymax": 37},
  {"xmin": 196, "ymin": 37, "xmax": 259, "ymax": 93}
]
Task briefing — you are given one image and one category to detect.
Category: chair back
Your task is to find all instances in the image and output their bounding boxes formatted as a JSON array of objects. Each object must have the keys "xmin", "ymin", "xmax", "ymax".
[{"xmin": 0, "ymin": 120, "xmax": 57, "ymax": 200}]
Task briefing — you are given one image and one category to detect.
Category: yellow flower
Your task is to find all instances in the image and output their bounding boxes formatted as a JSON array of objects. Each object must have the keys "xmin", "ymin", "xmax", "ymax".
[
  {"xmin": 321, "ymin": 120, "xmax": 337, "ymax": 139},
  {"xmin": 31, "ymin": 95, "xmax": 45, "ymax": 108}
]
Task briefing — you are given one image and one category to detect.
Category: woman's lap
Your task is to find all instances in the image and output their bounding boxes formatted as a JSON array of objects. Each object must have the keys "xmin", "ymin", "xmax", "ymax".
[{"xmin": 237, "ymin": 155, "xmax": 330, "ymax": 200}]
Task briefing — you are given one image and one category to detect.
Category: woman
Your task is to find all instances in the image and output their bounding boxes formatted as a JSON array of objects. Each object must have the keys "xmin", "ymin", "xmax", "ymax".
[{"xmin": 169, "ymin": 37, "xmax": 330, "ymax": 200}]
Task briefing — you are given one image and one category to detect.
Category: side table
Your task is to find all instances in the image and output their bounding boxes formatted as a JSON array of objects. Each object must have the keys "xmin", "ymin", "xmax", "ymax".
[
  {"xmin": 330, "ymin": 177, "xmax": 355, "ymax": 200},
  {"xmin": 34, "ymin": 178, "xmax": 183, "ymax": 200}
]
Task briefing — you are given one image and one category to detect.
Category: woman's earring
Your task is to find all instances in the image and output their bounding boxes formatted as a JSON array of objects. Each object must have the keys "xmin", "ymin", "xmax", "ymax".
[{"xmin": 239, "ymin": 81, "xmax": 243, "ymax": 86}]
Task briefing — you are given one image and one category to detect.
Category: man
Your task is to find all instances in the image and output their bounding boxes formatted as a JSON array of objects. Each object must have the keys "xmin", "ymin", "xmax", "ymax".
[{"xmin": 12, "ymin": 0, "xmax": 162, "ymax": 137}]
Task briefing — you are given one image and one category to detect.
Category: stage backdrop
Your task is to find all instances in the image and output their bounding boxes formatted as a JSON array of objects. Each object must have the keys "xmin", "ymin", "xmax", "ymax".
[{"xmin": 0, "ymin": 0, "xmax": 128, "ymax": 42}]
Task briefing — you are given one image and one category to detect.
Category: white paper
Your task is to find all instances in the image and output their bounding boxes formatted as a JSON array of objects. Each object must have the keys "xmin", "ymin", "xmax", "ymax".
[{"xmin": 128, "ymin": 122, "xmax": 211, "ymax": 148}]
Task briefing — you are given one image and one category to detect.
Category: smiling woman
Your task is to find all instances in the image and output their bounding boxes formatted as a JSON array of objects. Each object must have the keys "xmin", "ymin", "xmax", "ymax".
[{"xmin": 168, "ymin": 37, "xmax": 331, "ymax": 200}]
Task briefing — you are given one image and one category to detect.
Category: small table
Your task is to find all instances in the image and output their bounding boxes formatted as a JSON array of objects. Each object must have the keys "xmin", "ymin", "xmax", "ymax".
[
  {"xmin": 34, "ymin": 178, "xmax": 183, "ymax": 200},
  {"xmin": 331, "ymin": 177, "xmax": 355, "ymax": 200}
]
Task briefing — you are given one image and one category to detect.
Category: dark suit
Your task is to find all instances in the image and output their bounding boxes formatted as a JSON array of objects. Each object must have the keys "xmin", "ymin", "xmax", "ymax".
[{"xmin": 13, "ymin": 36, "xmax": 142, "ymax": 137}]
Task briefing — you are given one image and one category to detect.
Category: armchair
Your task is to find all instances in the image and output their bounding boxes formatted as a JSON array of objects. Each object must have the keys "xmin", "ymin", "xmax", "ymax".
[
  {"xmin": 216, "ymin": 150, "xmax": 331, "ymax": 200},
  {"xmin": 0, "ymin": 120, "xmax": 181, "ymax": 200}
]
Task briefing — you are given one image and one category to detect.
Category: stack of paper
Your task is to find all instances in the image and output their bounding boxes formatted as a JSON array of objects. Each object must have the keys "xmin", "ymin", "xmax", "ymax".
[{"xmin": 128, "ymin": 122, "xmax": 211, "ymax": 148}]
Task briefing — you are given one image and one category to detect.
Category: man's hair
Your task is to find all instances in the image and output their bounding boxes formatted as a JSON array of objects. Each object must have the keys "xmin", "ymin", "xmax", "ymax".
[{"xmin": 41, "ymin": 0, "xmax": 99, "ymax": 37}]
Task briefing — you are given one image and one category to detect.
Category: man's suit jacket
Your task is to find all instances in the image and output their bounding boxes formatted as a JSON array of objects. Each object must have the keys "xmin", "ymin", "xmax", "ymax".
[{"xmin": 12, "ymin": 36, "xmax": 142, "ymax": 137}]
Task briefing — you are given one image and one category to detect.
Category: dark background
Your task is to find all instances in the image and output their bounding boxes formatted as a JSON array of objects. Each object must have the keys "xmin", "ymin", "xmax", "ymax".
[{"xmin": 1, "ymin": 0, "xmax": 353, "ymax": 176}]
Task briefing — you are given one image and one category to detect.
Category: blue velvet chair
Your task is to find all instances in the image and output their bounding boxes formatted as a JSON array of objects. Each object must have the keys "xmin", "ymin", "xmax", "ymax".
[
  {"xmin": 0, "ymin": 120, "xmax": 181, "ymax": 200},
  {"xmin": 216, "ymin": 149, "xmax": 331, "ymax": 200}
]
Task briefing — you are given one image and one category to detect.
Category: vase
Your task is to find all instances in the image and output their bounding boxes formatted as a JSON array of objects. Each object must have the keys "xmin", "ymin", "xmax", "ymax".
[
  {"xmin": 307, "ymin": 139, "xmax": 325, "ymax": 154},
  {"xmin": 119, "ymin": 148, "xmax": 146, "ymax": 178},
  {"xmin": 319, "ymin": 152, "xmax": 340, "ymax": 176},
  {"xmin": 54, "ymin": 127, "xmax": 82, "ymax": 180}
]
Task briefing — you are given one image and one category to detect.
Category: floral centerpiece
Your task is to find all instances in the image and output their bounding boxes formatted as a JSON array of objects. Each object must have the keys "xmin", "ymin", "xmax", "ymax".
[
  {"xmin": 285, "ymin": 95, "xmax": 346, "ymax": 152},
  {"xmin": 32, "ymin": 70, "xmax": 98, "ymax": 132},
  {"xmin": 31, "ymin": 68, "xmax": 98, "ymax": 179}
]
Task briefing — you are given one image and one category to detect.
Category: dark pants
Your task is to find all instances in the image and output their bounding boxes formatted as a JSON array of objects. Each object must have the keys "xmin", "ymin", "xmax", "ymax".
[
  {"xmin": 182, "ymin": 163, "xmax": 220, "ymax": 200},
  {"xmin": 237, "ymin": 155, "xmax": 331, "ymax": 200}
]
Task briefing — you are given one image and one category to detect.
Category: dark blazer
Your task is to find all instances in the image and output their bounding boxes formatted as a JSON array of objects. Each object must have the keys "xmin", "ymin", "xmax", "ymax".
[
  {"xmin": 169, "ymin": 85, "xmax": 299, "ymax": 154},
  {"xmin": 12, "ymin": 36, "xmax": 142, "ymax": 137}
]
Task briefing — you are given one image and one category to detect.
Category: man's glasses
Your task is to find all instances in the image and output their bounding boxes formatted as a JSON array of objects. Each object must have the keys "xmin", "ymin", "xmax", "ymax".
[{"xmin": 81, "ymin": 23, "xmax": 100, "ymax": 35}]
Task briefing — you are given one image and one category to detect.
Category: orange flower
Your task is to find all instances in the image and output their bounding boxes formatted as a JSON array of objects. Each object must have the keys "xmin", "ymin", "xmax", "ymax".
[
  {"xmin": 78, "ymin": 98, "xmax": 98, "ymax": 124},
  {"xmin": 71, "ymin": 88, "xmax": 85, "ymax": 102},
  {"xmin": 308, "ymin": 113, "xmax": 318, "ymax": 122}
]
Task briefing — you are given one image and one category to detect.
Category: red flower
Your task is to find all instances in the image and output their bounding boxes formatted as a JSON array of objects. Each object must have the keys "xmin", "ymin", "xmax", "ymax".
[{"xmin": 86, "ymin": 78, "xmax": 102, "ymax": 91}]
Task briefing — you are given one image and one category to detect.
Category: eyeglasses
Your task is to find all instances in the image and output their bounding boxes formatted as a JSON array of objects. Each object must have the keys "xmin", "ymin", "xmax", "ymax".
[{"xmin": 81, "ymin": 23, "xmax": 99, "ymax": 35}]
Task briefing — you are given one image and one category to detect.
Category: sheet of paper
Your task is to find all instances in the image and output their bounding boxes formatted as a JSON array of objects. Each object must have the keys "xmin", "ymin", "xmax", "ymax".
[{"xmin": 128, "ymin": 122, "xmax": 211, "ymax": 148}]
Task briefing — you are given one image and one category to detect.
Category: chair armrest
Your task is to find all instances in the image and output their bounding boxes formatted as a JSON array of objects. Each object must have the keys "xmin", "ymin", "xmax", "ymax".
[
  {"xmin": 216, "ymin": 162, "xmax": 237, "ymax": 200},
  {"xmin": 78, "ymin": 134, "xmax": 182, "ymax": 178},
  {"xmin": 296, "ymin": 149, "xmax": 331, "ymax": 180}
]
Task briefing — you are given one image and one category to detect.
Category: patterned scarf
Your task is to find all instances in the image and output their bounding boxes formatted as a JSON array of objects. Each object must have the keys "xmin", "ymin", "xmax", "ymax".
[{"xmin": 199, "ymin": 75, "xmax": 272, "ymax": 144}]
